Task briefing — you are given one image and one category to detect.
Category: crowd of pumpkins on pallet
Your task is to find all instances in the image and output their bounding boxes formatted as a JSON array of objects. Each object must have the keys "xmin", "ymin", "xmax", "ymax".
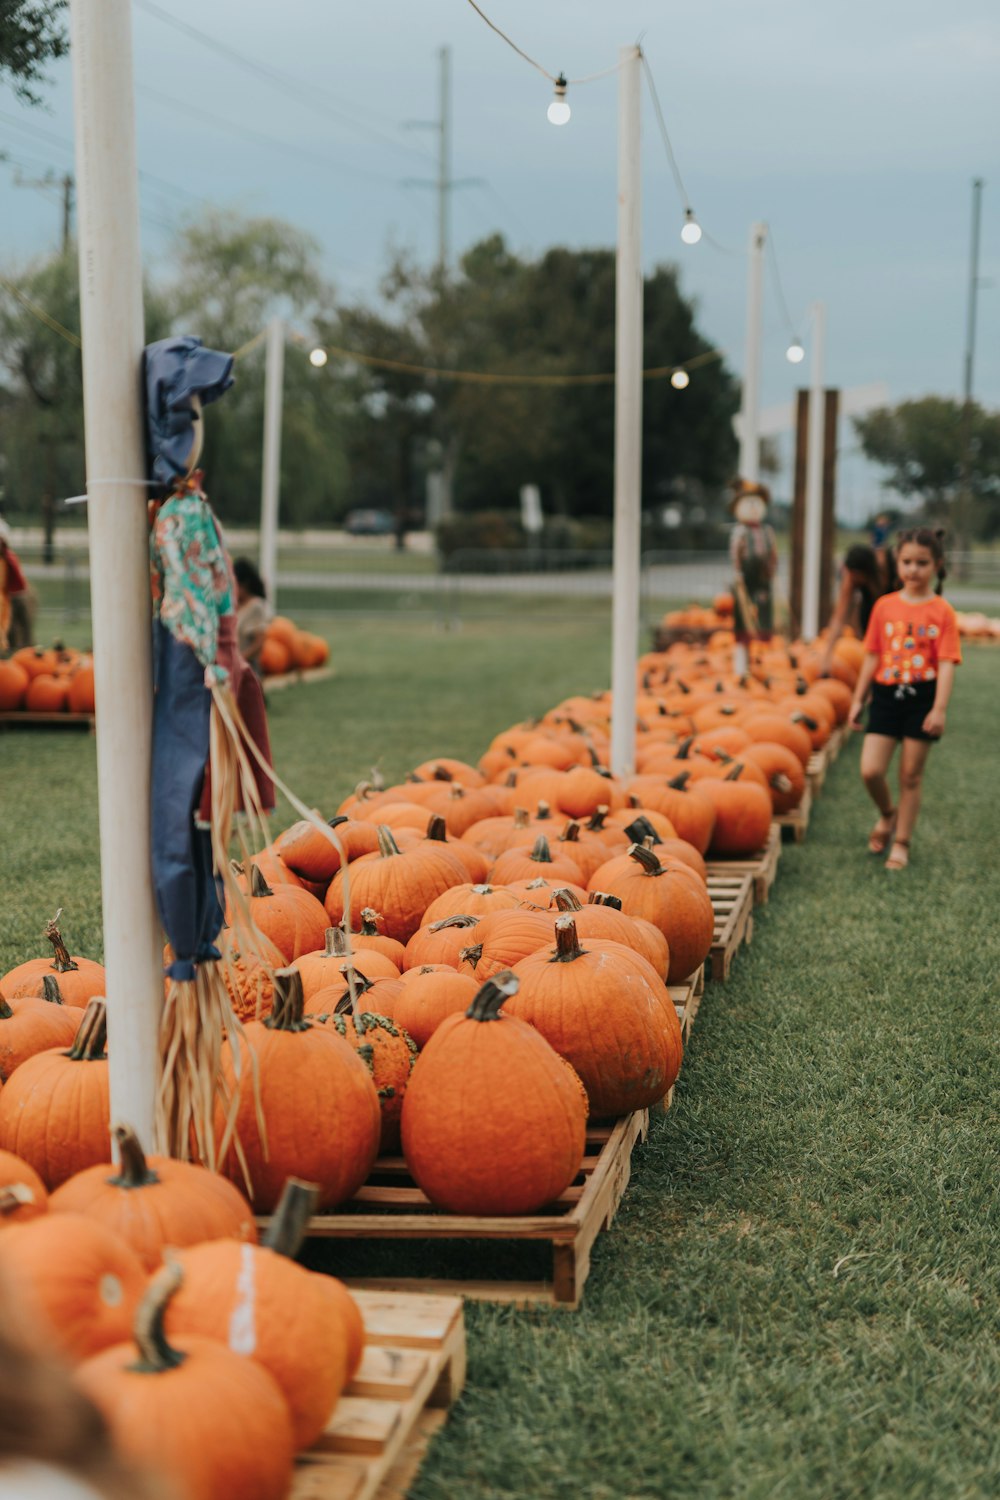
[
  {"xmin": 0, "ymin": 644, "xmax": 96, "ymax": 714},
  {"xmin": 258, "ymin": 614, "xmax": 331, "ymax": 677},
  {"xmin": 0, "ymin": 628, "xmax": 863, "ymax": 1497}
]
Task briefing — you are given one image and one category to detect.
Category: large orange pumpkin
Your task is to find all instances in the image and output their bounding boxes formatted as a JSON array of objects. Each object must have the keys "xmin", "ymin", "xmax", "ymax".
[
  {"xmin": 2, "ymin": 912, "xmax": 106, "ymax": 1008},
  {"xmin": 0, "ymin": 1147, "xmax": 48, "ymax": 1224},
  {"xmin": 0, "ymin": 659, "xmax": 29, "ymax": 710},
  {"xmin": 276, "ymin": 814, "xmax": 381, "ymax": 883},
  {"xmin": 320, "ymin": 989, "xmax": 417, "ymax": 1152},
  {"xmin": 379, "ymin": 965, "xmax": 478, "ymax": 1050},
  {"xmin": 549, "ymin": 888, "xmax": 670, "ymax": 979},
  {"xmin": 699, "ymin": 767, "xmax": 774, "ymax": 856},
  {"xmin": 50, "ymin": 1125, "xmax": 257, "ymax": 1272},
  {"xmin": 401, "ymin": 973, "xmax": 587, "ymax": 1214},
  {"xmin": 77, "ymin": 1262, "xmax": 295, "ymax": 1500},
  {"xmin": 588, "ymin": 844, "xmax": 715, "ymax": 984},
  {"xmin": 293, "ymin": 925, "xmax": 401, "ymax": 998},
  {"xmin": 324, "ymin": 825, "xmax": 468, "ymax": 943},
  {"xmin": 454, "ymin": 907, "xmax": 556, "ymax": 982},
  {"xmin": 741, "ymin": 741, "xmax": 806, "ymax": 813},
  {"xmin": 243, "ymin": 863, "xmax": 329, "ymax": 962},
  {"xmin": 67, "ymin": 661, "xmax": 96, "ymax": 714},
  {"xmin": 402, "ymin": 913, "xmax": 481, "ymax": 971},
  {"xmin": 0, "ymin": 989, "xmax": 82, "ymax": 1080}
]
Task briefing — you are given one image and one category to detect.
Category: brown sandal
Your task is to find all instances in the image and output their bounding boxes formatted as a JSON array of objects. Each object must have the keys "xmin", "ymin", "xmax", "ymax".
[
  {"xmin": 868, "ymin": 810, "xmax": 897, "ymax": 855},
  {"xmin": 885, "ymin": 839, "xmax": 910, "ymax": 872}
]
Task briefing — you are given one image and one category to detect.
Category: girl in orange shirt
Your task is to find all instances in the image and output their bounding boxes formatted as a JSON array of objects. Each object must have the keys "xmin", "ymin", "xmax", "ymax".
[{"xmin": 847, "ymin": 528, "xmax": 961, "ymax": 871}]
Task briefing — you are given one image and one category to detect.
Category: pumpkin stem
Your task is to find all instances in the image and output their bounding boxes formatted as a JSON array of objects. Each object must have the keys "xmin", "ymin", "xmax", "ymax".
[
  {"xmin": 249, "ymin": 865, "xmax": 273, "ymax": 899},
  {"xmin": 588, "ymin": 892, "xmax": 623, "ymax": 910},
  {"xmin": 559, "ymin": 821, "xmax": 582, "ymax": 844},
  {"xmin": 512, "ymin": 808, "xmax": 530, "ymax": 829},
  {"xmin": 329, "ymin": 815, "xmax": 349, "ymax": 830},
  {"xmin": 470, "ymin": 885, "xmax": 493, "ymax": 896},
  {"xmin": 675, "ymin": 736, "xmax": 695, "ymax": 759},
  {"xmin": 430, "ymin": 764, "xmax": 454, "ymax": 782},
  {"xmin": 627, "ymin": 843, "xmax": 665, "ymax": 877},
  {"xmin": 772, "ymin": 773, "xmax": 793, "ymax": 794},
  {"xmin": 551, "ymin": 916, "xmax": 585, "ymax": 962},
  {"xmin": 667, "ymin": 772, "xmax": 691, "ymax": 791},
  {"xmin": 0, "ymin": 1183, "xmax": 36, "ymax": 1217},
  {"xmin": 425, "ymin": 814, "xmax": 448, "ymax": 843},
  {"xmin": 0, "ymin": 998, "xmax": 12, "ymax": 1021},
  {"xmin": 40, "ymin": 975, "xmax": 65, "ymax": 1005},
  {"xmin": 465, "ymin": 971, "xmax": 518, "ymax": 1021},
  {"xmin": 323, "ymin": 927, "xmax": 349, "ymax": 958},
  {"xmin": 723, "ymin": 764, "xmax": 744, "ymax": 782},
  {"xmin": 130, "ymin": 1261, "xmax": 187, "ymax": 1374},
  {"xmin": 586, "ymin": 805, "xmax": 609, "ymax": 832},
  {"xmin": 359, "ymin": 909, "xmax": 383, "ymax": 937},
  {"xmin": 376, "ymin": 826, "xmax": 402, "ymax": 858},
  {"xmin": 44, "ymin": 910, "xmax": 79, "ymax": 974},
  {"xmin": 535, "ymin": 800, "xmax": 552, "ymax": 821},
  {"xmin": 265, "ymin": 970, "xmax": 311, "ymax": 1033},
  {"xmin": 624, "ymin": 816, "xmax": 659, "ymax": 846},
  {"xmin": 110, "ymin": 1124, "xmax": 159, "ymax": 1189},
  {"xmin": 792, "ymin": 711, "xmax": 819, "ymax": 731},
  {"xmin": 458, "ymin": 942, "xmax": 484, "ymax": 970},
  {"xmin": 430, "ymin": 914, "xmax": 480, "ymax": 932},
  {"xmin": 262, "ymin": 1178, "xmax": 320, "ymax": 1257},
  {"xmin": 553, "ymin": 888, "xmax": 584, "ymax": 912},
  {"xmin": 67, "ymin": 998, "xmax": 108, "ymax": 1060},
  {"xmin": 528, "ymin": 836, "xmax": 554, "ymax": 865},
  {"xmin": 336, "ymin": 965, "xmax": 372, "ymax": 1016}
]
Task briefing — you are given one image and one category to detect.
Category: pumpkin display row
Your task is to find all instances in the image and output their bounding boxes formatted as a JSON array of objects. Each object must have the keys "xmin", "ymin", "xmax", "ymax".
[
  {"xmin": 259, "ymin": 613, "xmax": 331, "ymax": 676},
  {"xmin": 0, "ymin": 644, "xmax": 95, "ymax": 714}
]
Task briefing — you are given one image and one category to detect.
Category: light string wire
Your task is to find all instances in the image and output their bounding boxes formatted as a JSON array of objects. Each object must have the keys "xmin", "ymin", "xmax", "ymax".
[
  {"xmin": 638, "ymin": 51, "xmax": 691, "ymax": 213},
  {"xmin": 462, "ymin": 0, "xmax": 626, "ymax": 85},
  {"xmin": 765, "ymin": 229, "xmax": 801, "ymax": 339}
]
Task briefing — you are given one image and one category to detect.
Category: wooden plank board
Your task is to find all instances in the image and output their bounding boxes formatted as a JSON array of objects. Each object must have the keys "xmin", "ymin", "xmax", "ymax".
[
  {"xmin": 262, "ymin": 665, "xmax": 334, "ymax": 693},
  {"xmin": 290, "ymin": 1289, "xmax": 464, "ymax": 1500},
  {"xmin": 775, "ymin": 782, "xmax": 812, "ymax": 844},
  {"xmin": 260, "ymin": 1112, "xmax": 651, "ymax": 1310},
  {"xmin": 669, "ymin": 964, "xmax": 704, "ymax": 1041},
  {"xmin": 706, "ymin": 874, "xmax": 755, "ymax": 981},
  {"xmin": 0, "ymin": 710, "xmax": 94, "ymax": 730},
  {"xmin": 705, "ymin": 823, "xmax": 781, "ymax": 906}
]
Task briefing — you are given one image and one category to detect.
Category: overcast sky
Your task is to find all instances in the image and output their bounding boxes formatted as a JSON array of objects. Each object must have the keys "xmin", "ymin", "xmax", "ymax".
[{"xmin": 2, "ymin": 0, "xmax": 998, "ymax": 518}]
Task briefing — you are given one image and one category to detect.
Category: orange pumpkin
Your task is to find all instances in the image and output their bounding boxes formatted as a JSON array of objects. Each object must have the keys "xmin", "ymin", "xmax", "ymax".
[
  {"xmin": 421, "ymin": 883, "xmax": 522, "ymax": 923},
  {"xmin": 380, "ymin": 965, "xmax": 478, "ymax": 1049},
  {"xmin": 219, "ymin": 929, "xmax": 286, "ymax": 1023},
  {"xmin": 0, "ymin": 659, "xmax": 29, "ymax": 710},
  {"xmin": 320, "ymin": 985, "xmax": 417, "ymax": 1151},
  {"xmin": 401, "ymin": 974, "xmax": 587, "ymax": 1215},
  {"xmin": 699, "ymin": 767, "xmax": 774, "ymax": 856},
  {"xmin": 324, "ymin": 825, "xmax": 468, "ymax": 944},
  {"xmin": 741, "ymin": 741, "xmax": 806, "ymax": 813},
  {"xmin": 455, "ymin": 907, "xmax": 555, "ymax": 982},
  {"xmin": 0, "ymin": 988, "xmax": 82, "ymax": 1080},
  {"xmin": 2, "ymin": 912, "xmax": 106, "ymax": 1008},
  {"xmin": 77, "ymin": 1263, "xmax": 295, "ymax": 1500},
  {"xmin": 24, "ymin": 672, "xmax": 70, "ymax": 713},
  {"xmin": 351, "ymin": 907, "xmax": 408, "ymax": 967},
  {"xmin": 588, "ymin": 844, "xmax": 715, "ymax": 984},
  {"xmin": 276, "ymin": 814, "xmax": 381, "ymax": 883},
  {"xmin": 50, "ymin": 1125, "xmax": 257, "ymax": 1272},
  {"xmin": 403, "ymin": 913, "xmax": 481, "ymax": 970},
  {"xmin": 242, "ymin": 863, "xmax": 329, "ymax": 962},
  {"xmin": 0, "ymin": 1148, "xmax": 48, "ymax": 1224},
  {"xmin": 293, "ymin": 925, "xmax": 400, "ymax": 998},
  {"xmin": 739, "ymin": 712, "xmax": 814, "ymax": 768},
  {"xmin": 549, "ymin": 889, "xmax": 670, "ymax": 978}
]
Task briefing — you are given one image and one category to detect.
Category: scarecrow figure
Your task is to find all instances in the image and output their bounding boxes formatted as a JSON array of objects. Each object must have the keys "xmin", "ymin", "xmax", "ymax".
[
  {"xmin": 728, "ymin": 478, "xmax": 778, "ymax": 678},
  {"xmin": 145, "ymin": 336, "xmax": 275, "ymax": 1165}
]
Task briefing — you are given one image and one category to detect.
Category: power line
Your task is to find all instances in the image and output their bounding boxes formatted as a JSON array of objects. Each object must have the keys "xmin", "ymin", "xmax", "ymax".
[
  {"xmin": 639, "ymin": 52, "xmax": 691, "ymax": 214},
  {"xmin": 133, "ymin": 0, "xmax": 438, "ymax": 170},
  {"xmin": 462, "ymin": 0, "xmax": 626, "ymax": 86},
  {"xmin": 0, "ymin": 106, "xmax": 202, "ymax": 205},
  {"xmin": 765, "ymin": 229, "xmax": 800, "ymax": 338}
]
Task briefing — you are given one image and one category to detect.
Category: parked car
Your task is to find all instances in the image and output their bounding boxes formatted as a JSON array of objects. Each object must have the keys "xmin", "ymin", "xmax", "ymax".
[{"xmin": 343, "ymin": 508, "xmax": 395, "ymax": 536}]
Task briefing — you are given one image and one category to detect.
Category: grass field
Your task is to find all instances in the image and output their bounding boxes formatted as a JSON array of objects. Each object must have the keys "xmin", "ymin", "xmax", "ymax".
[{"xmin": 1, "ymin": 624, "xmax": 998, "ymax": 1499}]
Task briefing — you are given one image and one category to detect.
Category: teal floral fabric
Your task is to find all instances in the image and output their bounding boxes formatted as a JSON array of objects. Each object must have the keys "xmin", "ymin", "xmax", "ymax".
[{"xmin": 150, "ymin": 483, "xmax": 234, "ymax": 684}]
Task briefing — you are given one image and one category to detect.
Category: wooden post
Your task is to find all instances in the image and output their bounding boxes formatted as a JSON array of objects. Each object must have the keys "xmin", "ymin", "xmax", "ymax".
[
  {"xmin": 820, "ymin": 390, "xmax": 840, "ymax": 625},
  {"xmin": 790, "ymin": 389, "xmax": 809, "ymax": 632},
  {"xmin": 801, "ymin": 301, "xmax": 826, "ymax": 640},
  {"xmin": 738, "ymin": 223, "xmax": 767, "ymax": 481},
  {"xmin": 69, "ymin": 0, "xmax": 162, "ymax": 1146},
  {"xmin": 259, "ymin": 315, "xmax": 284, "ymax": 605}
]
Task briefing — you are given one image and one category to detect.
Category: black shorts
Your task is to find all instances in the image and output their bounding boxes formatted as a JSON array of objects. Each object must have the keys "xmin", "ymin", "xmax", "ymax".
[{"xmin": 866, "ymin": 681, "xmax": 939, "ymax": 741}]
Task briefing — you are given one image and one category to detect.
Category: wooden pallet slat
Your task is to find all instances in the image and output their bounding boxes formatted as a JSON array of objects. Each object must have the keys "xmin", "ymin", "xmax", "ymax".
[
  {"xmin": 705, "ymin": 823, "xmax": 781, "ymax": 906},
  {"xmin": 705, "ymin": 873, "xmax": 755, "ymax": 981},
  {"xmin": 262, "ymin": 664, "xmax": 334, "ymax": 693},
  {"xmin": 0, "ymin": 710, "xmax": 95, "ymax": 730},
  {"xmin": 775, "ymin": 782, "xmax": 813, "ymax": 843},
  {"xmin": 290, "ymin": 1289, "xmax": 465, "ymax": 1500}
]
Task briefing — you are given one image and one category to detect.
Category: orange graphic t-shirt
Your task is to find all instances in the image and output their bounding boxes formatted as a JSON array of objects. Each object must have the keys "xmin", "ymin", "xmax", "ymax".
[{"xmin": 863, "ymin": 592, "xmax": 962, "ymax": 686}]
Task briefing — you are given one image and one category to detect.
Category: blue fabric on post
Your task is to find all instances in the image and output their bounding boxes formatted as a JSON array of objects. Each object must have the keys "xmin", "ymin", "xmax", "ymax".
[
  {"xmin": 151, "ymin": 621, "xmax": 226, "ymax": 974},
  {"xmin": 144, "ymin": 336, "xmax": 235, "ymax": 488}
]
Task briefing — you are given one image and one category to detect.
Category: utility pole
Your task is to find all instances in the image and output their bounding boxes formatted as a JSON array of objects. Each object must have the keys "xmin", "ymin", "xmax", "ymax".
[
  {"xmin": 801, "ymin": 301, "xmax": 826, "ymax": 641},
  {"xmin": 609, "ymin": 44, "xmax": 643, "ymax": 779},
  {"xmin": 738, "ymin": 222, "xmax": 768, "ymax": 481},
  {"xmin": 13, "ymin": 168, "xmax": 74, "ymax": 252},
  {"xmin": 403, "ymin": 46, "xmax": 482, "ymax": 276},
  {"xmin": 259, "ymin": 315, "xmax": 284, "ymax": 606},
  {"xmin": 957, "ymin": 178, "xmax": 984, "ymax": 565}
]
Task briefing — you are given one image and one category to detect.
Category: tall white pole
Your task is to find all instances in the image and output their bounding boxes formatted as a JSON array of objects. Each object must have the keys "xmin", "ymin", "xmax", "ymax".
[
  {"xmin": 610, "ymin": 45, "xmax": 643, "ymax": 780},
  {"xmin": 259, "ymin": 315, "xmax": 284, "ymax": 605},
  {"xmin": 70, "ymin": 0, "xmax": 162, "ymax": 1146},
  {"xmin": 738, "ymin": 222, "xmax": 767, "ymax": 481},
  {"xmin": 801, "ymin": 300, "xmax": 826, "ymax": 641}
]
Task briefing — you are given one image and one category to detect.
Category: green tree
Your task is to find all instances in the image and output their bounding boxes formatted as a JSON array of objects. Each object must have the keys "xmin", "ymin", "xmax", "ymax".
[
  {"xmin": 853, "ymin": 397, "xmax": 1000, "ymax": 539},
  {"xmin": 0, "ymin": 0, "xmax": 66, "ymax": 104}
]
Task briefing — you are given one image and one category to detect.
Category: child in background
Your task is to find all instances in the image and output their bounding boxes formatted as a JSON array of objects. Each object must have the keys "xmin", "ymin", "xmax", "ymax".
[
  {"xmin": 847, "ymin": 528, "xmax": 961, "ymax": 871},
  {"xmin": 232, "ymin": 558, "xmax": 270, "ymax": 675}
]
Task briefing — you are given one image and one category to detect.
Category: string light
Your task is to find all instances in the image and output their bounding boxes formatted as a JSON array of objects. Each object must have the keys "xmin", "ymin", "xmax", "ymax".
[
  {"xmin": 547, "ymin": 74, "xmax": 570, "ymax": 126},
  {"xmin": 786, "ymin": 341, "xmax": 805, "ymax": 365},
  {"xmin": 309, "ymin": 347, "xmax": 329, "ymax": 367},
  {"xmin": 670, "ymin": 369, "xmax": 690, "ymax": 389},
  {"xmin": 680, "ymin": 208, "xmax": 702, "ymax": 246}
]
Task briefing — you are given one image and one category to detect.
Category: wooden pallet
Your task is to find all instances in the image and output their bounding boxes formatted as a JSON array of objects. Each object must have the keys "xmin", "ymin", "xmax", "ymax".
[
  {"xmin": 291, "ymin": 1289, "xmax": 465, "ymax": 1500},
  {"xmin": 263, "ymin": 665, "xmax": 335, "ymax": 693},
  {"xmin": 705, "ymin": 823, "xmax": 782, "ymax": 906},
  {"xmin": 0, "ymin": 710, "xmax": 94, "ymax": 730},
  {"xmin": 261, "ymin": 1111, "xmax": 650, "ymax": 1311},
  {"xmin": 670, "ymin": 963, "xmax": 705, "ymax": 1040},
  {"xmin": 775, "ymin": 783, "xmax": 813, "ymax": 844},
  {"xmin": 705, "ymin": 873, "xmax": 755, "ymax": 980}
]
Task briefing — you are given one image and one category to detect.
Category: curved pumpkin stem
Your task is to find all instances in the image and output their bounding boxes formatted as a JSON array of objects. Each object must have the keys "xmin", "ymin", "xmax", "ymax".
[
  {"xmin": 376, "ymin": 826, "xmax": 402, "ymax": 859},
  {"xmin": 551, "ymin": 916, "xmax": 586, "ymax": 963},
  {"xmin": 261, "ymin": 1178, "xmax": 320, "ymax": 1257},
  {"xmin": 723, "ymin": 764, "xmax": 744, "ymax": 782},
  {"xmin": 40, "ymin": 975, "xmax": 66, "ymax": 1005},
  {"xmin": 459, "ymin": 942, "xmax": 484, "ymax": 971},
  {"xmin": 249, "ymin": 864, "xmax": 273, "ymax": 899},
  {"xmin": 553, "ymin": 888, "xmax": 584, "ymax": 912},
  {"xmin": 43, "ymin": 910, "xmax": 79, "ymax": 974},
  {"xmin": 130, "ymin": 1261, "xmax": 187, "ymax": 1374},
  {"xmin": 425, "ymin": 814, "xmax": 449, "ymax": 844},
  {"xmin": 359, "ymin": 909, "xmax": 384, "ymax": 936},
  {"xmin": 335, "ymin": 964, "xmax": 372, "ymax": 1018},
  {"xmin": 265, "ymin": 970, "xmax": 311, "ymax": 1033},
  {"xmin": 667, "ymin": 772, "xmax": 692, "ymax": 791},
  {"xmin": 624, "ymin": 815, "xmax": 659, "ymax": 846},
  {"xmin": 792, "ymin": 711, "xmax": 818, "ymax": 731},
  {"xmin": 0, "ymin": 998, "xmax": 12, "ymax": 1021},
  {"xmin": 588, "ymin": 892, "xmax": 623, "ymax": 910},
  {"xmin": 110, "ymin": 1124, "xmax": 159, "ymax": 1189},
  {"xmin": 674, "ymin": 736, "xmax": 695, "ymax": 760},
  {"xmin": 465, "ymin": 972, "xmax": 518, "ymax": 1022},
  {"xmin": 586, "ymin": 805, "xmax": 609, "ymax": 832},
  {"xmin": 430, "ymin": 914, "xmax": 480, "ymax": 933},
  {"xmin": 772, "ymin": 773, "xmax": 793, "ymax": 794},
  {"xmin": 0, "ymin": 1183, "xmax": 37, "ymax": 1217},
  {"xmin": 627, "ymin": 843, "xmax": 666, "ymax": 878},
  {"xmin": 67, "ymin": 998, "xmax": 108, "ymax": 1060}
]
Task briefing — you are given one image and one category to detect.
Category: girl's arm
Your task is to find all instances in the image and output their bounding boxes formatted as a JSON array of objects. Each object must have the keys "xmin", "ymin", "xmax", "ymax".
[
  {"xmin": 819, "ymin": 568, "xmax": 853, "ymax": 672},
  {"xmin": 922, "ymin": 661, "xmax": 956, "ymax": 738},
  {"xmin": 848, "ymin": 652, "xmax": 879, "ymax": 731}
]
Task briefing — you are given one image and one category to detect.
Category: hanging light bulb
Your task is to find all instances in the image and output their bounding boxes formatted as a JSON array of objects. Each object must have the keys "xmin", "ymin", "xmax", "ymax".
[
  {"xmin": 309, "ymin": 347, "xmax": 328, "ymax": 368},
  {"xmin": 785, "ymin": 340, "xmax": 805, "ymax": 365},
  {"xmin": 671, "ymin": 369, "xmax": 690, "ymax": 389},
  {"xmin": 547, "ymin": 74, "xmax": 571, "ymax": 126},
  {"xmin": 680, "ymin": 208, "xmax": 702, "ymax": 246}
]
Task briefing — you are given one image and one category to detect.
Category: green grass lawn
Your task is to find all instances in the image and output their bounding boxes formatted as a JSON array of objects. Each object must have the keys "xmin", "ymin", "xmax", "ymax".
[{"xmin": 1, "ymin": 625, "xmax": 997, "ymax": 1499}]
